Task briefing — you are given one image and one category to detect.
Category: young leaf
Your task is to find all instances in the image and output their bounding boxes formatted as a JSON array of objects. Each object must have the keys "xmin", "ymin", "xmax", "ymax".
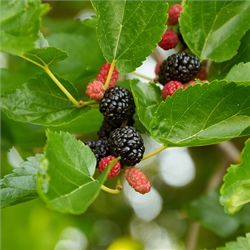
[
  {"xmin": 216, "ymin": 233, "xmax": 250, "ymax": 250},
  {"xmin": 0, "ymin": 73, "xmax": 89, "ymax": 126},
  {"xmin": 37, "ymin": 130, "xmax": 114, "ymax": 215},
  {"xmin": 225, "ymin": 62, "xmax": 250, "ymax": 83},
  {"xmin": 220, "ymin": 138, "xmax": 250, "ymax": 215},
  {"xmin": 0, "ymin": 0, "xmax": 50, "ymax": 54},
  {"xmin": 130, "ymin": 81, "xmax": 162, "ymax": 132},
  {"xmin": 20, "ymin": 47, "xmax": 68, "ymax": 68},
  {"xmin": 0, "ymin": 154, "xmax": 42, "ymax": 208},
  {"xmin": 180, "ymin": 0, "xmax": 250, "ymax": 62},
  {"xmin": 150, "ymin": 80, "xmax": 250, "ymax": 147},
  {"xmin": 91, "ymin": 0, "xmax": 168, "ymax": 73}
]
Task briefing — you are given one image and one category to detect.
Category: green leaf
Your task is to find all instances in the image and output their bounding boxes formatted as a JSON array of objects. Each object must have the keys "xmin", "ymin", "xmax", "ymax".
[
  {"xmin": 220, "ymin": 138, "xmax": 250, "ymax": 215},
  {"xmin": 91, "ymin": 0, "xmax": 168, "ymax": 73},
  {"xmin": 37, "ymin": 130, "xmax": 114, "ymax": 215},
  {"xmin": 130, "ymin": 81, "xmax": 162, "ymax": 132},
  {"xmin": 0, "ymin": 154, "xmax": 41, "ymax": 208},
  {"xmin": 0, "ymin": 0, "xmax": 50, "ymax": 54},
  {"xmin": 186, "ymin": 189, "xmax": 242, "ymax": 237},
  {"xmin": 150, "ymin": 80, "xmax": 250, "ymax": 147},
  {"xmin": 20, "ymin": 46, "xmax": 68, "ymax": 68},
  {"xmin": 225, "ymin": 62, "xmax": 250, "ymax": 83},
  {"xmin": 213, "ymin": 29, "xmax": 250, "ymax": 75},
  {"xmin": 216, "ymin": 233, "xmax": 250, "ymax": 250},
  {"xmin": 1, "ymin": 112, "xmax": 46, "ymax": 157},
  {"xmin": 0, "ymin": 73, "xmax": 89, "ymax": 126},
  {"xmin": 82, "ymin": 15, "xmax": 98, "ymax": 29},
  {"xmin": 180, "ymin": 0, "xmax": 250, "ymax": 62},
  {"xmin": 49, "ymin": 109, "xmax": 103, "ymax": 135}
]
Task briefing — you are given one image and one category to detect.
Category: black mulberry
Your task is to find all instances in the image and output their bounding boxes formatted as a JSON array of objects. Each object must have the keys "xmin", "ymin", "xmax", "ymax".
[
  {"xmin": 108, "ymin": 126, "xmax": 145, "ymax": 166},
  {"xmin": 158, "ymin": 52, "xmax": 202, "ymax": 84},
  {"xmin": 99, "ymin": 86, "xmax": 135, "ymax": 126}
]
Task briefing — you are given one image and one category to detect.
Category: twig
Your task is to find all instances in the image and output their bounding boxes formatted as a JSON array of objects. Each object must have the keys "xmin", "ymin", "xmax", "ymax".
[{"xmin": 185, "ymin": 141, "xmax": 241, "ymax": 249}]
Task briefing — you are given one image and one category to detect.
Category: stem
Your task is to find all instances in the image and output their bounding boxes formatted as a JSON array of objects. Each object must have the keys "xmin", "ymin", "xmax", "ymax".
[
  {"xmin": 186, "ymin": 223, "xmax": 200, "ymax": 250},
  {"xmin": 44, "ymin": 66, "xmax": 82, "ymax": 108},
  {"xmin": 101, "ymin": 185, "xmax": 121, "ymax": 194},
  {"xmin": 104, "ymin": 60, "xmax": 116, "ymax": 90},
  {"xmin": 131, "ymin": 71, "xmax": 153, "ymax": 81},
  {"xmin": 18, "ymin": 54, "xmax": 45, "ymax": 70},
  {"xmin": 181, "ymin": 0, "xmax": 187, "ymax": 7},
  {"xmin": 116, "ymin": 174, "xmax": 122, "ymax": 191},
  {"xmin": 142, "ymin": 145, "xmax": 168, "ymax": 160},
  {"xmin": 186, "ymin": 141, "xmax": 241, "ymax": 249},
  {"xmin": 152, "ymin": 48, "xmax": 164, "ymax": 62}
]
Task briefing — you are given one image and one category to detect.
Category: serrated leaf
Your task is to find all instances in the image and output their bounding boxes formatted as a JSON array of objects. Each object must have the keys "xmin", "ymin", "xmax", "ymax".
[
  {"xmin": 220, "ymin": 138, "xmax": 250, "ymax": 215},
  {"xmin": 20, "ymin": 46, "xmax": 68, "ymax": 67},
  {"xmin": 0, "ymin": 73, "xmax": 89, "ymax": 126},
  {"xmin": 130, "ymin": 81, "xmax": 162, "ymax": 132},
  {"xmin": 180, "ymin": 0, "xmax": 250, "ymax": 62},
  {"xmin": 150, "ymin": 80, "xmax": 250, "ymax": 147},
  {"xmin": 37, "ymin": 130, "xmax": 115, "ymax": 215},
  {"xmin": 217, "ymin": 233, "xmax": 250, "ymax": 250},
  {"xmin": 0, "ymin": 154, "xmax": 41, "ymax": 208},
  {"xmin": 225, "ymin": 62, "xmax": 250, "ymax": 83},
  {"xmin": 0, "ymin": 0, "xmax": 50, "ymax": 54},
  {"xmin": 213, "ymin": 29, "xmax": 250, "ymax": 75},
  {"xmin": 91, "ymin": 0, "xmax": 168, "ymax": 73}
]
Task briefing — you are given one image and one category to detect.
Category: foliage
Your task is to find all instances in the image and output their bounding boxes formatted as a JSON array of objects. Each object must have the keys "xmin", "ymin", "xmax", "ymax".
[{"xmin": 1, "ymin": 0, "xmax": 250, "ymax": 249}]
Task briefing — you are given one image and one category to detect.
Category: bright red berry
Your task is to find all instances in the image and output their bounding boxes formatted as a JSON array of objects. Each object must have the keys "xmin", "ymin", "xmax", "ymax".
[
  {"xmin": 192, "ymin": 66, "xmax": 208, "ymax": 81},
  {"xmin": 161, "ymin": 80, "xmax": 184, "ymax": 99},
  {"xmin": 98, "ymin": 155, "xmax": 121, "ymax": 178},
  {"xmin": 124, "ymin": 167, "xmax": 151, "ymax": 194},
  {"xmin": 96, "ymin": 62, "xmax": 119, "ymax": 88},
  {"xmin": 86, "ymin": 80, "xmax": 104, "ymax": 102},
  {"xmin": 158, "ymin": 29, "xmax": 179, "ymax": 50},
  {"xmin": 167, "ymin": 4, "xmax": 183, "ymax": 26},
  {"xmin": 154, "ymin": 60, "xmax": 163, "ymax": 76}
]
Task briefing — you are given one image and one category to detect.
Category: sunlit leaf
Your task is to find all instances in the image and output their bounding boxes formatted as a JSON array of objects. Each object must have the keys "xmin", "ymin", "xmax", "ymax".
[
  {"xmin": 0, "ymin": 154, "xmax": 41, "ymax": 208},
  {"xmin": 37, "ymin": 130, "xmax": 117, "ymax": 214},
  {"xmin": 220, "ymin": 138, "xmax": 250, "ymax": 214},
  {"xmin": 91, "ymin": 0, "xmax": 168, "ymax": 73},
  {"xmin": 180, "ymin": 0, "xmax": 250, "ymax": 62},
  {"xmin": 150, "ymin": 80, "xmax": 250, "ymax": 147},
  {"xmin": 217, "ymin": 233, "xmax": 250, "ymax": 250},
  {"xmin": 225, "ymin": 62, "xmax": 250, "ymax": 83}
]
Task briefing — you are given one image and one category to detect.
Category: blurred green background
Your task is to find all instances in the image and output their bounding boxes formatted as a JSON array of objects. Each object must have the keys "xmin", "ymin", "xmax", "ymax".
[{"xmin": 1, "ymin": 1, "xmax": 250, "ymax": 249}]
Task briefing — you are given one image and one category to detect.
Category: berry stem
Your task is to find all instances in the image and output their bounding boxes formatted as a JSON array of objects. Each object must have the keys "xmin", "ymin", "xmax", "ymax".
[
  {"xmin": 101, "ymin": 185, "xmax": 121, "ymax": 194},
  {"xmin": 131, "ymin": 71, "xmax": 152, "ymax": 81},
  {"xmin": 104, "ymin": 60, "xmax": 117, "ymax": 90},
  {"xmin": 142, "ymin": 145, "xmax": 168, "ymax": 160}
]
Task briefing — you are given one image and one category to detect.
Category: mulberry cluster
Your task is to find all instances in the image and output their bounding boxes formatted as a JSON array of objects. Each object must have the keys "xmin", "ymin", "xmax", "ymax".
[{"xmin": 84, "ymin": 80, "xmax": 149, "ymax": 193}]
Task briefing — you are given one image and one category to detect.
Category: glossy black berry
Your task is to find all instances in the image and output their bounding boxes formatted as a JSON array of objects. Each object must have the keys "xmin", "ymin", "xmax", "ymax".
[
  {"xmin": 108, "ymin": 126, "xmax": 145, "ymax": 166},
  {"xmin": 98, "ymin": 117, "xmax": 135, "ymax": 139},
  {"xmin": 99, "ymin": 86, "xmax": 135, "ymax": 126},
  {"xmin": 158, "ymin": 52, "xmax": 202, "ymax": 84},
  {"xmin": 85, "ymin": 139, "xmax": 110, "ymax": 165}
]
